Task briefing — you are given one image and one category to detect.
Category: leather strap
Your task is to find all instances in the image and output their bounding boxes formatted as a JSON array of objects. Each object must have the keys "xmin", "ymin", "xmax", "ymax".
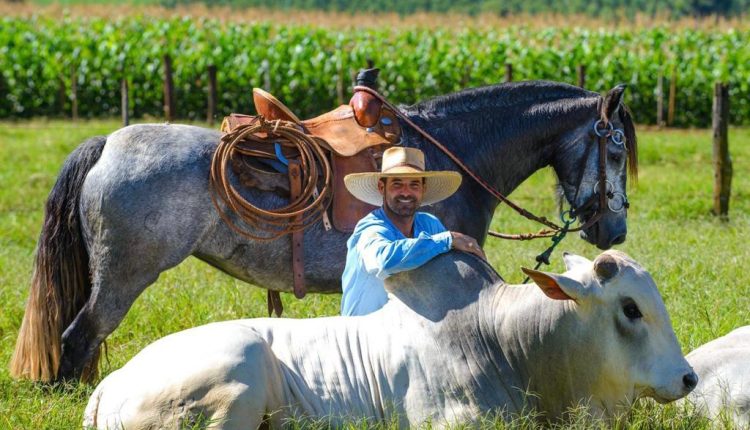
[
  {"xmin": 266, "ymin": 160, "xmax": 306, "ymax": 316},
  {"xmin": 267, "ymin": 290, "xmax": 283, "ymax": 317},
  {"xmin": 288, "ymin": 161, "xmax": 306, "ymax": 299}
]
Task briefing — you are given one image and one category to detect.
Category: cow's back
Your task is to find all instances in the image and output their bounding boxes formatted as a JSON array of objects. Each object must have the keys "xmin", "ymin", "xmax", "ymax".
[{"xmin": 239, "ymin": 314, "xmax": 415, "ymax": 424}]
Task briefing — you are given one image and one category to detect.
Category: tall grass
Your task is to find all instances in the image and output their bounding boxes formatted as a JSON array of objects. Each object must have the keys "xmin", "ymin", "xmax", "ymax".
[{"xmin": 0, "ymin": 120, "xmax": 748, "ymax": 428}]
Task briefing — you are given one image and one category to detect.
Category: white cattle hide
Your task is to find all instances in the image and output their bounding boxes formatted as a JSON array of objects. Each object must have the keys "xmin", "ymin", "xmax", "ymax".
[
  {"xmin": 686, "ymin": 326, "xmax": 750, "ymax": 426},
  {"xmin": 83, "ymin": 250, "xmax": 696, "ymax": 429}
]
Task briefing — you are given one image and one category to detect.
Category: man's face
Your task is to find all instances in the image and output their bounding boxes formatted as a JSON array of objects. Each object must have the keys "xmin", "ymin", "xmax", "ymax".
[{"xmin": 378, "ymin": 177, "xmax": 425, "ymax": 218}]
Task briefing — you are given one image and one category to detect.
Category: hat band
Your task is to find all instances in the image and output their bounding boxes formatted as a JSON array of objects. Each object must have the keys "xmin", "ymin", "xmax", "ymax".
[{"xmin": 382, "ymin": 162, "xmax": 425, "ymax": 173}]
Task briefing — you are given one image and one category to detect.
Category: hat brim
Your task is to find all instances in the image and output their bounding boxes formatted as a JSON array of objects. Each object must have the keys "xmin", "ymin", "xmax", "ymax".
[{"xmin": 344, "ymin": 170, "xmax": 463, "ymax": 206}]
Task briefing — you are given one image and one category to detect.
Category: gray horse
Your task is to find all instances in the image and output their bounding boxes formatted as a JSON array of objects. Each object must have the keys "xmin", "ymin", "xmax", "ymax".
[{"xmin": 10, "ymin": 80, "xmax": 637, "ymax": 383}]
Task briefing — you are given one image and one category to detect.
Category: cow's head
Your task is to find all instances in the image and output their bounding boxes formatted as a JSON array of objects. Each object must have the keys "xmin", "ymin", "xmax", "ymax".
[{"xmin": 522, "ymin": 250, "xmax": 697, "ymax": 412}]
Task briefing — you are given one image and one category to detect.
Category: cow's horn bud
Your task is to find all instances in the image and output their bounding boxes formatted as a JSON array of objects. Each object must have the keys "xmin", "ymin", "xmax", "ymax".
[{"xmin": 594, "ymin": 253, "xmax": 619, "ymax": 282}]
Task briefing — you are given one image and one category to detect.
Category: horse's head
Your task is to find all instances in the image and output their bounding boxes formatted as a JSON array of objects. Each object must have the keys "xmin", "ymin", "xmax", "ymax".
[{"xmin": 553, "ymin": 85, "xmax": 638, "ymax": 250}]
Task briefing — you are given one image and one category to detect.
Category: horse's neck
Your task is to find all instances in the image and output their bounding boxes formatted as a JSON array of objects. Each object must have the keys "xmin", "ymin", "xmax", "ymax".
[
  {"xmin": 406, "ymin": 105, "xmax": 560, "ymax": 191},
  {"xmin": 406, "ymin": 123, "xmax": 532, "ymax": 198},
  {"xmin": 403, "ymin": 98, "xmax": 586, "ymax": 241}
]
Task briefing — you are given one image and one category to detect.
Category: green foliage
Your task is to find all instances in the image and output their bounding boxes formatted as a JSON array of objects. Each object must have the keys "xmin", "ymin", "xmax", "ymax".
[
  {"xmin": 1, "ymin": 120, "xmax": 749, "ymax": 427},
  {"xmin": 1, "ymin": 17, "xmax": 748, "ymax": 127},
  {"xmin": 28, "ymin": 0, "xmax": 750, "ymax": 19}
]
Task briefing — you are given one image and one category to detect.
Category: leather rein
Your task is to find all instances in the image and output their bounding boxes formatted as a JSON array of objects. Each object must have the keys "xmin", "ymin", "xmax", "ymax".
[{"xmin": 353, "ymin": 85, "xmax": 629, "ymax": 243}]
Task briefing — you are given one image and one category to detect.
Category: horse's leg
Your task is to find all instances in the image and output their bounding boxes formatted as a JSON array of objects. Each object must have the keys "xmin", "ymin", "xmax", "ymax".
[
  {"xmin": 57, "ymin": 268, "xmax": 160, "ymax": 381},
  {"xmin": 57, "ymin": 125, "xmax": 219, "ymax": 381},
  {"xmin": 57, "ymin": 204, "xmax": 210, "ymax": 380},
  {"xmin": 57, "ymin": 204, "xmax": 207, "ymax": 382}
]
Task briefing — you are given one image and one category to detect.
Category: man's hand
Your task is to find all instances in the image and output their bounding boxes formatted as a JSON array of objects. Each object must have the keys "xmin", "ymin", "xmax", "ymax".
[{"xmin": 450, "ymin": 232, "xmax": 487, "ymax": 260}]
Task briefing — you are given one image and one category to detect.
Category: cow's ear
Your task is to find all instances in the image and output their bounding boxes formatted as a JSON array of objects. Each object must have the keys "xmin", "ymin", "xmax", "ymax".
[
  {"xmin": 521, "ymin": 267, "xmax": 586, "ymax": 301},
  {"xmin": 562, "ymin": 252, "xmax": 591, "ymax": 272}
]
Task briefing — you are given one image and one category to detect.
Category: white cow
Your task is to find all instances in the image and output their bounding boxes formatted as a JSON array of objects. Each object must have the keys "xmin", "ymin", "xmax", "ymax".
[
  {"xmin": 83, "ymin": 250, "xmax": 696, "ymax": 429},
  {"xmin": 685, "ymin": 326, "xmax": 750, "ymax": 426}
]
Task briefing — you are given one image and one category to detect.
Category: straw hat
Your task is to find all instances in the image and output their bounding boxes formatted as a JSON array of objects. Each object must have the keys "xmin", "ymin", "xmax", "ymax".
[{"xmin": 344, "ymin": 147, "xmax": 462, "ymax": 206}]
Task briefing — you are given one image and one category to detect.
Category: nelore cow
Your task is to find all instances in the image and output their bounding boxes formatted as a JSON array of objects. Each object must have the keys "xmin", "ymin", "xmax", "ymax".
[
  {"xmin": 684, "ymin": 326, "xmax": 750, "ymax": 426},
  {"xmin": 84, "ymin": 250, "xmax": 696, "ymax": 429}
]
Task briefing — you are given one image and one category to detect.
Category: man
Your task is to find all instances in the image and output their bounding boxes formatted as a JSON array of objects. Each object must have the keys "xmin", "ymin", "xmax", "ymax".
[{"xmin": 340, "ymin": 147, "xmax": 486, "ymax": 316}]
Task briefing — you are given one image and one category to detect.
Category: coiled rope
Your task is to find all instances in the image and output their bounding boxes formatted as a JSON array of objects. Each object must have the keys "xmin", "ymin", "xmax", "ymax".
[{"xmin": 209, "ymin": 117, "xmax": 333, "ymax": 241}]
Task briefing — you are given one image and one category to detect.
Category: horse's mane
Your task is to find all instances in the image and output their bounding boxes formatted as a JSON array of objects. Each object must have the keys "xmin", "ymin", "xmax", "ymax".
[
  {"xmin": 405, "ymin": 80, "xmax": 598, "ymax": 119},
  {"xmin": 621, "ymin": 105, "xmax": 639, "ymax": 183},
  {"xmin": 407, "ymin": 79, "xmax": 639, "ymax": 184}
]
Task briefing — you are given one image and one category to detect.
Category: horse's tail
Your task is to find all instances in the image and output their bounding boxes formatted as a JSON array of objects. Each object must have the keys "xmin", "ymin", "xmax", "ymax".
[{"xmin": 10, "ymin": 135, "xmax": 107, "ymax": 382}]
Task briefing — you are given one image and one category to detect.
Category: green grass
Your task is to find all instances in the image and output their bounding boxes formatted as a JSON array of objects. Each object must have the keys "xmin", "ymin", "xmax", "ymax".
[{"xmin": 0, "ymin": 119, "xmax": 748, "ymax": 428}]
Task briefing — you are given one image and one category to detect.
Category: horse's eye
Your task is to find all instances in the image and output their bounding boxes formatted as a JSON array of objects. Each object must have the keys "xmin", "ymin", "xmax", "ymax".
[
  {"xmin": 623, "ymin": 302, "xmax": 643, "ymax": 319},
  {"xmin": 609, "ymin": 152, "xmax": 623, "ymax": 164}
]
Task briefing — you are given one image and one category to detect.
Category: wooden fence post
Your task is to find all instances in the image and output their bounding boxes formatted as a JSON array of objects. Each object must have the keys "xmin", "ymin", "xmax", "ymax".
[
  {"xmin": 263, "ymin": 60, "xmax": 271, "ymax": 91},
  {"xmin": 121, "ymin": 78, "xmax": 129, "ymax": 127},
  {"xmin": 57, "ymin": 77, "xmax": 66, "ymax": 113},
  {"xmin": 505, "ymin": 63, "xmax": 513, "ymax": 83},
  {"xmin": 461, "ymin": 65, "xmax": 471, "ymax": 87},
  {"xmin": 163, "ymin": 54, "xmax": 174, "ymax": 122},
  {"xmin": 336, "ymin": 55, "xmax": 344, "ymax": 105},
  {"xmin": 71, "ymin": 65, "xmax": 78, "ymax": 121},
  {"xmin": 656, "ymin": 72, "xmax": 664, "ymax": 128},
  {"xmin": 667, "ymin": 66, "xmax": 677, "ymax": 126},
  {"xmin": 712, "ymin": 82, "xmax": 732, "ymax": 219},
  {"xmin": 207, "ymin": 65, "xmax": 217, "ymax": 126},
  {"xmin": 577, "ymin": 65, "xmax": 586, "ymax": 88}
]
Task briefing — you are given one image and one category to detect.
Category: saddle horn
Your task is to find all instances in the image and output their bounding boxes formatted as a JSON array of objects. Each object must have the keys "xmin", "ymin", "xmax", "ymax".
[{"xmin": 350, "ymin": 68, "xmax": 383, "ymax": 128}]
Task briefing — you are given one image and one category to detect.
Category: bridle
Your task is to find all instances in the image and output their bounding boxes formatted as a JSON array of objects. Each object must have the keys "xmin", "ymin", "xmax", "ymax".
[
  {"xmin": 564, "ymin": 118, "xmax": 630, "ymax": 235},
  {"xmin": 355, "ymin": 86, "xmax": 631, "ymax": 276}
]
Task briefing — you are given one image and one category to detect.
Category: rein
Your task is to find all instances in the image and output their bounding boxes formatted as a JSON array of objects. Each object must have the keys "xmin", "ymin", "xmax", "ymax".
[
  {"xmin": 354, "ymin": 86, "xmax": 627, "ymax": 235},
  {"xmin": 354, "ymin": 86, "xmax": 630, "ymax": 277},
  {"xmin": 355, "ymin": 85, "xmax": 566, "ymax": 233}
]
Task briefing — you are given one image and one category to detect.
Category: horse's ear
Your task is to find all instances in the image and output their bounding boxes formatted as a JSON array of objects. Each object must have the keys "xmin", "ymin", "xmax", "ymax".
[{"xmin": 601, "ymin": 84, "xmax": 627, "ymax": 122}]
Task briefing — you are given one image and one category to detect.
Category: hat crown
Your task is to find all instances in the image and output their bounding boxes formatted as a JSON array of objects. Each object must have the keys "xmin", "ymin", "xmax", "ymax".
[{"xmin": 381, "ymin": 147, "xmax": 425, "ymax": 174}]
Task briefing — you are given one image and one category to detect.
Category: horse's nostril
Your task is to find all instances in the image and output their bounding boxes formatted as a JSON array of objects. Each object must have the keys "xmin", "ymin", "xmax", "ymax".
[
  {"xmin": 611, "ymin": 234, "xmax": 626, "ymax": 245},
  {"xmin": 683, "ymin": 372, "xmax": 698, "ymax": 390}
]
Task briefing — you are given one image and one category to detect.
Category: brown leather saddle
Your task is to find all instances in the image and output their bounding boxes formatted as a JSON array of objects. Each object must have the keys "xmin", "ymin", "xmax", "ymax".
[
  {"xmin": 218, "ymin": 70, "xmax": 402, "ymax": 315},
  {"xmin": 221, "ymin": 83, "xmax": 401, "ymax": 232}
]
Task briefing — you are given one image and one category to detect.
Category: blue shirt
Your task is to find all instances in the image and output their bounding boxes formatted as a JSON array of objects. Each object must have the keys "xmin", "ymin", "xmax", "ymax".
[{"xmin": 340, "ymin": 208, "xmax": 453, "ymax": 316}]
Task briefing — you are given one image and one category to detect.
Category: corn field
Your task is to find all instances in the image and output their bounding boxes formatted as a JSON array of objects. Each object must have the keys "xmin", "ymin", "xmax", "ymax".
[{"xmin": 1, "ymin": 16, "xmax": 747, "ymax": 126}]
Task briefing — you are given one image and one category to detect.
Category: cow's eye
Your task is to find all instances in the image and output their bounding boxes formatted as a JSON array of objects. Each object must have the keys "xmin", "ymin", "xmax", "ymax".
[{"xmin": 623, "ymin": 302, "xmax": 643, "ymax": 319}]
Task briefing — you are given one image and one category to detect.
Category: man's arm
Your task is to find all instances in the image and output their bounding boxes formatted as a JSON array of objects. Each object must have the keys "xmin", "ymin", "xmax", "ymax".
[
  {"xmin": 426, "ymin": 214, "xmax": 486, "ymax": 260},
  {"xmin": 357, "ymin": 229, "xmax": 453, "ymax": 280}
]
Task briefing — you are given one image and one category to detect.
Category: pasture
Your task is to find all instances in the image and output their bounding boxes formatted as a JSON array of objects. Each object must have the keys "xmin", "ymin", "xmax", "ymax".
[{"xmin": 0, "ymin": 119, "xmax": 748, "ymax": 428}]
